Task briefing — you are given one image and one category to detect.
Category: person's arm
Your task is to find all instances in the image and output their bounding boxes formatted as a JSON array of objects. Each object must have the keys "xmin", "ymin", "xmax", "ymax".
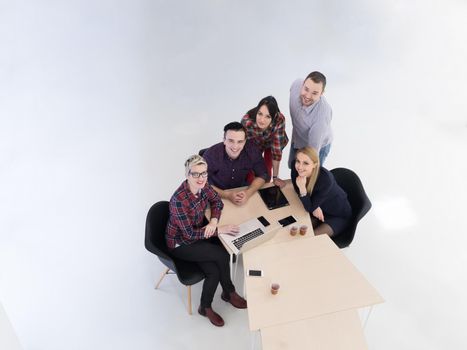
[
  {"xmin": 203, "ymin": 184, "xmax": 224, "ymax": 237},
  {"xmin": 205, "ymin": 184, "xmax": 224, "ymax": 218},
  {"xmin": 232, "ymin": 177, "xmax": 266, "ymax": 206},
  {"xmin": 211, "ymin": 184, "xmax": 236, "ymax": 203},
  {"xmin": 299, "ymin": 170, "xmax": 333, "ymax": 213},
  {"xmin": 272, "ymin": 159, "xmax": 281, "ymax": 177},
  {"xmin": 271, "ymin": 114, "xmax": 289, "ymax": 187},
  {"xmin": 271, "ymin": 160, "xmax": 285, "ymax": 187},
  {"xmin": 234, "ymin": 143, "xmax": 268, "ymax": 204},
  {"xmin": 307, "ymin": 120, "xmax": 326, "ymax": 152},
  {"xmin": 245, "ymin": 177, "xmax": 266, "ymax": 198},
  {"xmin": 306, "ymin": 104, "xmax": 331, "ymax": 153}
]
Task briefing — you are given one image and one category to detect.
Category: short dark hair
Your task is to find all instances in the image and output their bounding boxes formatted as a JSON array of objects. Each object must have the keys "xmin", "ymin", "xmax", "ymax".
[
  {"xmin": 246, "ymin": 96, "xmax": 280, "ymax": 123},
  {"xmin": 223, "ymin": 121, "xmax": 246, "ymax": 137},
  {"xmin": 305, "ymin": 71, "xmax": 327, "ymax": 90}
]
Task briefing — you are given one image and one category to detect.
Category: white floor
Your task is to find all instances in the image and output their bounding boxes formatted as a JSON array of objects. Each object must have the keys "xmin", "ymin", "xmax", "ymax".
[{"xmin": 1, "ymin": 1, "xmax": 467, "ymax": 349}]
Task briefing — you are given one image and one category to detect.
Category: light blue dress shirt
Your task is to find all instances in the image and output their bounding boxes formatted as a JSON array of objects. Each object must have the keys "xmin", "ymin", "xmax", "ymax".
[{"xmin": 288, "ymin": 78, "xmax": 333, "ymax": 166}]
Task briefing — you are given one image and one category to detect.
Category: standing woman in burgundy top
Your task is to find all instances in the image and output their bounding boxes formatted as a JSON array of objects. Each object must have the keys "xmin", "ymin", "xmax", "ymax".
[
  {"xmin": 241, "ymin": 96, "xmax": 289, "ymax": 187},
  {"xmin": 166, "ymin": 155, "xmax": 247, "ymax": 327}
]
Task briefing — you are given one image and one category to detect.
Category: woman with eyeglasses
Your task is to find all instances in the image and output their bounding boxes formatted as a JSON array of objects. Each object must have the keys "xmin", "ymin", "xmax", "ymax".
[
  {"xmin": 166, "ymin": 154, "xmax": 247, "ymax": 327},
  {"xmin": 292, "ymin": 147, "xmax": 352, "ymax": 237},
  {"xmin": 241, "ymin": 96, "xmax": 289, "ymax": 187}
]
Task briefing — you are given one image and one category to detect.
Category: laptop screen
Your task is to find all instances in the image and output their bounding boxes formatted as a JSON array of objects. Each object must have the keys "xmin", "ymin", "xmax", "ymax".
[{"xmin": 258, "ymin": 186, "xmax": 290, "ymax": 210}]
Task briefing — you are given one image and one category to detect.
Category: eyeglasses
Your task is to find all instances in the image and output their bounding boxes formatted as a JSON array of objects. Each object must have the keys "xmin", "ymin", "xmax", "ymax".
[{"xmin": 189, "ymin": 171, "xmax": 208, "ymax": 178}]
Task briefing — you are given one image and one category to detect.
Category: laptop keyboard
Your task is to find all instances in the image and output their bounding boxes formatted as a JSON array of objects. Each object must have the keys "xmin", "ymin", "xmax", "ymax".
[{"xmin": 232, "ymin": 228, "xmax": 265, "ymax": 250}]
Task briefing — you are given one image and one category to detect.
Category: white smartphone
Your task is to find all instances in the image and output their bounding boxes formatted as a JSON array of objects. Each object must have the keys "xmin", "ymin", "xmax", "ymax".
[{"xmin": 247, "ymin": 269, "xmax": 263, "ymax": 277}]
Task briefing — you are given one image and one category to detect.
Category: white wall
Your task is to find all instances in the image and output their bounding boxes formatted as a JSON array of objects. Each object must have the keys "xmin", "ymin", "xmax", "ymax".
[
  {"xmin": 0, "ymin": 302, "xmax": 23, "ymax": 350},
  {"xmin": 1, "ymin": 1, "xmax": 467, "ymax": 349}
]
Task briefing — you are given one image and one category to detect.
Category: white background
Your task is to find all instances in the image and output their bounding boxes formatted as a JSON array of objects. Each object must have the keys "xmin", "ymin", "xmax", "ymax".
[{"xmin": 1, "ymin": 0, "xmax": 467, "ymax": 349}]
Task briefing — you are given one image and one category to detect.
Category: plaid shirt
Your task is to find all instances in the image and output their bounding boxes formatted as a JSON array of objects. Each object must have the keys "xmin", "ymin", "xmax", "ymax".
[
  {"xmin": 241, "ymin": 112, "xmax": 289, "ymax": 161},
  {"xmin": 165, "ymin": 180, "xmax": 224, "ymax": 249},
  {"xmin": 203, "ymin": 141, "xmax": 269, "ymax": 190}
]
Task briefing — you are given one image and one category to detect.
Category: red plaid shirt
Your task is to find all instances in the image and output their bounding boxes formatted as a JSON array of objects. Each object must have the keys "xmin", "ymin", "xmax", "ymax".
[
  {"xmin": 165, "ymin": 180, "xmax": 223, "ymax": 249},
  {"xmin": 241, "ymin": 112, "xmax": 289, "ymax": 161}
]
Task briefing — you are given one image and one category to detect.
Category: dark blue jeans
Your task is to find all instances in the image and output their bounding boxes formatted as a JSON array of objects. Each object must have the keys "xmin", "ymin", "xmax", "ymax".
[{"xmin": 319, "ymin": 143, "xmax": 331, "ymax": 165}]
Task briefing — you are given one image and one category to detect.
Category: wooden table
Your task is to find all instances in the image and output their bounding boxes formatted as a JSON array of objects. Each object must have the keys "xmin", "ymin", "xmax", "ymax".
[
  {"xmin": 214, "ymin": 180, "xmax": 383, "ymax": 349},
  {"xmin": 217, "ymin": 180, "xmax": 313, "ymax": 254},
  {"xmin": 261, "ymin": 309, "xmax": 368, "ymax": 350},
  {"xmin": 243, "ymin": 235, "xmax": 384, "ymax": 331}
]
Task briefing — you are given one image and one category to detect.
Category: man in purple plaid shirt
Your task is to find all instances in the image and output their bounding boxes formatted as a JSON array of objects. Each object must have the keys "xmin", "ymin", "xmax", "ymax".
[{"xmin": 203, "ymin": 122, "xmax": 269, "ymax": 206}]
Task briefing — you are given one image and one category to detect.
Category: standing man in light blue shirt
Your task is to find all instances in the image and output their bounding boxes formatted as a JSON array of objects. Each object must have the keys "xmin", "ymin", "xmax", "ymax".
[{"xmin": 288, "ymin": 71, "xmax": 333, "ymax": 170}]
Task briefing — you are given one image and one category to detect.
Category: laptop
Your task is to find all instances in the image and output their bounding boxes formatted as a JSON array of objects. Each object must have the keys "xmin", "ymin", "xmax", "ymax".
[
  {"xmin": 220, "ymin": 217, "xmax": 281, "ymax": 255},
  {"xmin": 258, "ymin": 186, "xmax": 290, "ymax": 210}
]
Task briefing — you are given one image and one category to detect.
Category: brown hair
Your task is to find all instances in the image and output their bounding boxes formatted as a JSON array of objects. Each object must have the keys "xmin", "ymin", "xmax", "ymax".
[{"xmin": 305, "ymin": 71, "xmax": 327, "ymax": 91}]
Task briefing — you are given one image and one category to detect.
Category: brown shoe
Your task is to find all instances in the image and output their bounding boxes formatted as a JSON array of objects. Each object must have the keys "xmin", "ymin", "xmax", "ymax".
[
  {"xmin": 198, "ymin": 306, "xmax": 225, "ymax": 327},
  {"xmin": 221, "ymin": 291, "xmax": 247, "ymax": 309}
]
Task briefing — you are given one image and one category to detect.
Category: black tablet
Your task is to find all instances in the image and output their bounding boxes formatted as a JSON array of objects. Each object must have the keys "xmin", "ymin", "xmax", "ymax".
[{"xmin": 258, "ymin": 186, "xmax": 290, "ymax": 210}]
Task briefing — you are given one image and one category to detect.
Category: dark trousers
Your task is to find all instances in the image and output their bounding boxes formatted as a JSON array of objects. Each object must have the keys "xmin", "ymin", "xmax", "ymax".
[{"xmin": 171, "ymin": 237, "xmax": 235, "ymax": 308}]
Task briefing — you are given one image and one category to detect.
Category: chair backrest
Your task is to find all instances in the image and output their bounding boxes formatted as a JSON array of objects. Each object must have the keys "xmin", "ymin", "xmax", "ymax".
[
  {"xmin": 330, "ymin": 168, "xmax": 372, "ymax": 248},
  {"xmin": 145, "ymin": 201, "xmax": 206, "ymax": 287},
  {"xmin": 144, "ymin": 201, "xmax": 176, "ymax": 270},
  {"xmin": 198, "ymin": 148, "xmax": 207, "ymax": 157}
]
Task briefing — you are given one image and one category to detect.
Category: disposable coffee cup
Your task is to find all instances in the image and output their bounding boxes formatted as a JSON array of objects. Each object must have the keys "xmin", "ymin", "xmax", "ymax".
[
  {"xmin": 271, "ymin": 283, "xmax": 280, "ymax": 295},
  {"xmin": 299, "ymin": 225, "xmax": 308, "ymax": 236},
  {"xmin": 289, "ymin": 226, "xmax": 298, "ymax": 236}
]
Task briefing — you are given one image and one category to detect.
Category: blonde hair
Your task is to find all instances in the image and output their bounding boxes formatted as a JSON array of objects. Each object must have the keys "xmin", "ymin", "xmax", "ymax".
[
  {"xmin": 296, "ymin": 147, "xmax": 320, "ymax": 194},
  {"xmin": 184, "ymin": 154, "xmax": 208, "ymax": 177}
]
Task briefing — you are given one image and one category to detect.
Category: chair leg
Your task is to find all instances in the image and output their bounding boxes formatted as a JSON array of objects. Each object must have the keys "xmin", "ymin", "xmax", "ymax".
[
  {"xmin": 187, "ymin": 285, "xmax": 192, "ymax": 315},
  {"xmin": 155, "ymin": 268, "xmax": 170, "ymax": 289}
]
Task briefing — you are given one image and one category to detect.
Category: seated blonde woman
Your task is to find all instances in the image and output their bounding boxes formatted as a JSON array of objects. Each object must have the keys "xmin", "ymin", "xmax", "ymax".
[
  {"xmin": 165, "ymin": 154, "xmax": 247, "ymax": 327},
  {"xmin": 291, "ymin": 147, "xmax": 351, "ymax": 237}
]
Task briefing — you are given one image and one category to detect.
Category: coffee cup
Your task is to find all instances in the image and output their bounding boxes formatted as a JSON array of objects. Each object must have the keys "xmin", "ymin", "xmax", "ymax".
[
  {"xmin": 271, "ymin": 283, "xmax": 280, "ymax": 295},
  {"xmin": 289, "ymin": 226, "xmax": 298, "ymax": 236}
]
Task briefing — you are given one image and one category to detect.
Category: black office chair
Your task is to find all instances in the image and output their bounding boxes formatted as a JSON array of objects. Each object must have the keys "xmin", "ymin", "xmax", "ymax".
[
  {"xmin": 198, "ymin": 148, "xmax": 207, "ymax": 157},
  {"xmin": 144, "ymin": 201, "xmax": 205, "ymax": 314},
  {"xmin": 330, "ymin": 168, "xmax": 372, "ymax": 248}
]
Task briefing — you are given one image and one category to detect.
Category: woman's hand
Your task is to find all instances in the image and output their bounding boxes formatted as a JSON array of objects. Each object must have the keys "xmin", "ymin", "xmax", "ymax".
[
  {"xmin": 218, "ymin": 224, "xmax": 240, "ymax": 236},
  {"xmin": 312, "ymin": 207, "xmax": 325, "ymax": 222},
  {"xmin": 273, "ymin": 177, "xmax": 286, "ymax": 188},
  {"xmin": 295, "ymin": 175, "xmax": 307, "ymax": 194},
  {"xmin": 204, "ymin": 221, "xmax": 217, "ymax": 238}
]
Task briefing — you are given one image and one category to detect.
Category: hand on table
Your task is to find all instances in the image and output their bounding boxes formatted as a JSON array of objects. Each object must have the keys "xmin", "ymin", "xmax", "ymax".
[
  {"xmin": 218, "ymin": 224, "xmax": 240, "ymax": 236},
  {"xmin": 273, "ymin": 177, "xmax": 286, "ymax": 188},
  {"xmin": 232, "ymin": 190, "xmax": 249, "ymax": 206}
]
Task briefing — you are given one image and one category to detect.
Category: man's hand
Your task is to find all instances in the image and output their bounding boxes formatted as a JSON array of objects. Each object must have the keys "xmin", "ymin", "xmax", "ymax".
[{"xmin": 232, "ymin": 190, "xmax": 249, "ymax": 206}]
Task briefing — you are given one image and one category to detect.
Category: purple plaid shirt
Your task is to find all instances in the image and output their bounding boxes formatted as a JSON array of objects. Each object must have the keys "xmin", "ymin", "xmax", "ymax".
[
  {"xmin": 241, "ymin": 112, "xmax": 289, "ymax": 161},
  {"xmin": 203, "ymin": 141, "xmax": 269, "ymax": 190},
  {"xmin": 165, "ymin": 180, "xmax": 223, "ymax": 249}
]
